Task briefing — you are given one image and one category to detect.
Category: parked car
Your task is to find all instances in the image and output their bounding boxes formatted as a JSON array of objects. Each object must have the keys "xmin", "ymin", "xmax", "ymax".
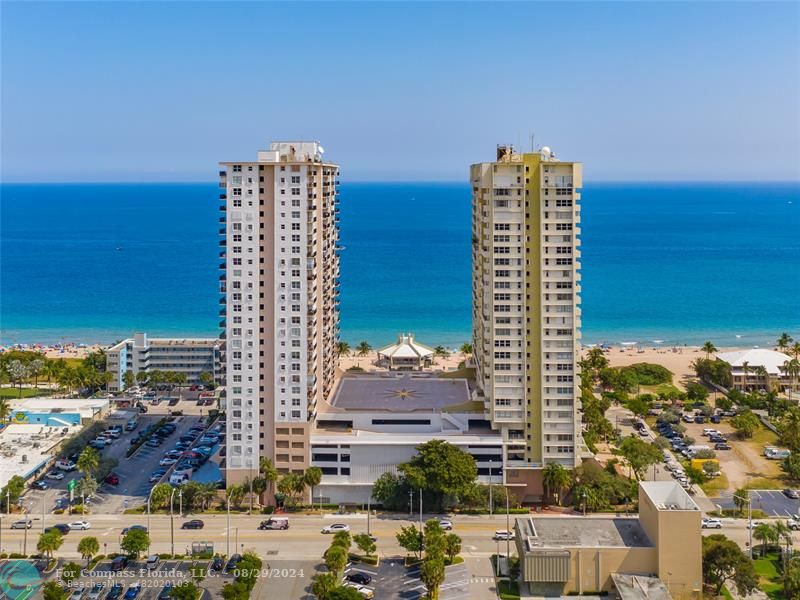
[
  {"xmin": 55, "ymin": 459, "xmax": 77, "ymax": 471},
  {"xmin": 181, "ymin": 519, "xmax": 204, "ymax": 530},
  {"xmin": 149, "ymin": 470, "xmax": 167, "ymax": 483},
  {"xmin": 701, "ymin": 518, "xmax": 723, "ymax": 529},
  {"xmin": 146, "ymin": 555, "xmax": 160, "ymax": 570},
  {"xmin": 70, "ymin": 589, "xmax": 86, "ymax": 600},
  {"xmin": 146, "ymin": 438, "xmax": 162, "ymax": 448},
  {"xmin": 321, "ymin": 523, "xmax": 351, "ymax": 534},
  {"xmin": 346, "ymin": 572, "xmax": 373, "ymax": 585},
  {"xmin": 159, "ymin": 457, "xmax": 177, "ymax": 467},
  {"xmin": 45, "ymin": 471, "xmax": 65, "ymax": 480},
  {"xmin": 157, "ymin": 584, "xmax": 174, "ymax": 600},
  {"xmin": 105, "ymin": 473, "xmax": 120, "ymax": 486},
  {"xmin": 714, "ymin": 443, "xmax": 731, "ymax": 450},
  {"xmin": 69, "ymin": 520, "xmax": 92, "ymax": 530},
  {"xmin": 32, "ymin": 480, "xmax": 49, "ymax": 490},
  {"xmin": 110, "ymin": 556, "xmax": 129, "ymax": 571},
  {"xmin": 787, "ymin": 519, "xmax": 800, "ymax": 531},
  {"xmin": 10, "ymin": 519, "xmax": 32, "ymax": 529},
  {"xmin": 224, "ymin": 554, "xmax": 242, "ymax": 573},
  {"xmin": 493, "ymin": 530, "xmax": 515, "ymax": 540},
  {"xmin": 106, "ymin": 583, "xmax": 124, "ymax": 599},
  {"xmin": 87, "ymin": 583, "xmax": 105, "ymax": 600},
  {"xmin": 783, "ymin": 489, "xmax": 800, "ymax": 500},
  {"xmin": 210, "ymin": 555, "xmax": 224, "ymax": 572},
  {"xmin": 123, "ymin": 583, "xmax": 142, "ymax": 599},
  {"xmin": 439, "ymin": 519, "xmax": 453, "ymax": 530}
]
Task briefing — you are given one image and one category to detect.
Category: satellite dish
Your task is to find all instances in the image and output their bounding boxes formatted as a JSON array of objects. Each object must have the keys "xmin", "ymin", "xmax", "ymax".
[
  {"xmin": 318, "ymin": 145, "xmax": 326, "ymax": 154},
  {"xmin": 541, "ymin": 146, "xmax": 552, "ymax": 157}
]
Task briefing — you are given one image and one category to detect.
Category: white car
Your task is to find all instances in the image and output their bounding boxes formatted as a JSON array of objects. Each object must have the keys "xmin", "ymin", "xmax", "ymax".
[
  {"xmin": 69, "ymin": 520, "xmax": 92, "ymax": 530},
  {"xmin": 46, "ymin": 471, "xmax": 65, "ymax": 480},
  {"xmin": 159, "ymin": 457, "xmax": 178, "ymax": 466},
  {"xmin": 787, "ymin": 519, "xmax": 800, "ymax": 531},
  {"xmin": 342, "ymin": 582, "xmax": 374, "ymax": 599},
  {"xmin": 493, "ymin": 530, "xmax": 515, "ymax": 540},
  {"xmin": 69, "ymin": 589, "xmax": 84, "ymax": 600},
  {"xmin": 701, "ymin": 518, "xmax": 722, "ymax": 529},
  {"xmin": 438, "ymin": 519, "xmax": 453, "ymax": 530},
  {"xmin": 747, "ymin": 521, "xmax": 764, "ymax": 529},
  {"xmin": 321, "ymin": 523, "xmax": 350, "ymax": 534},
  {"xmin": 55, "ymin": 460, "xmax": 77, "ymax": 471}
]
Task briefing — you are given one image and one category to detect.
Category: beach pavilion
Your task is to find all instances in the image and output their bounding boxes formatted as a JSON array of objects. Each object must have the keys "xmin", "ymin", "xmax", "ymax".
[{"xmin": 376, "ymin": 333, "xmax": 434, "ymax": 371}]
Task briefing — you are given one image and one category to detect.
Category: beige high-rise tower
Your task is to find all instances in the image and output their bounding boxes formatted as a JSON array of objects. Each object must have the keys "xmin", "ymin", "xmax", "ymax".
[
  {"xmin": 471, "ymin": 145, "xmax": 583, "ymax": 497},
  {"xmin": 220, "ymin": 141, "xmax": 340, "ymax": 487}
]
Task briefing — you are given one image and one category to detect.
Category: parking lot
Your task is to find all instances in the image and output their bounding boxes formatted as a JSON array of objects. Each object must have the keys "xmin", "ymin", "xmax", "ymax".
[
  {"xmin": 50, "ymin": 555, "xmax": 229, "ymax": 599},
  {"xmin": 372, "ymin": 557, "xmax": 470, "ymax": 600},
  {"xmin": 716, "ymin": 489, "xmax": 800, "ymax": 518}
]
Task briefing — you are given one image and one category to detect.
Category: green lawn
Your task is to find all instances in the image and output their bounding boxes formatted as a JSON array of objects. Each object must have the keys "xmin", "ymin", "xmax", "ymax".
[
  {"xmin": 753, "ymin": 552, "xmax": 786, "ymax": 599},
  {"xmin": 497, "ymin": 580, "xmax": 520, "ymax": 600},
  {"xmin": 0, "ymin": 387, "xmax": 54, "ymax": 399}
]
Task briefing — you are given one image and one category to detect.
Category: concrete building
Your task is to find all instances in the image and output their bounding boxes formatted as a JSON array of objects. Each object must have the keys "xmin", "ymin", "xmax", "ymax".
[
  {"xmin": 219, "ymin": 141, "xmax": 340, "ymax": 484},
  {"xmin": 376, "ymin": 333, "xmax": 434, "ymax": 371},
  {"xmin": 514, "ymin": 481, "xmax": 702, "ymax": 599},
  {"xmin": 310, "ymin": 372, "xmax": 502, "ymax": 504},
  {"xmin": 106, "ymin": 333, "xmax": 222, "ymax": 392},
  {"xmin": 716, "ymin": 348, "xmax": 796, "ymax": 393},
  {"xmin": 471, "ymin": 145, "xmax": 584, "ymax": 499}
]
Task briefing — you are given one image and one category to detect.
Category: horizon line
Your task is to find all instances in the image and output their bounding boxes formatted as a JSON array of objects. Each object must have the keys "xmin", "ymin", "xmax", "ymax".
[{"xmin": 2, "ymin": 179, "xmax": 800, "ymax": 185}]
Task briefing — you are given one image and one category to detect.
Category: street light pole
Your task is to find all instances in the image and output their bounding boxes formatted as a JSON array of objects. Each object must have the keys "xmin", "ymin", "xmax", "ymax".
[
  {"xmin": 748, "ymin": 493, "xmax": 753, "ymax": 559},
  {"xmin": 179, "ymin": 490, "xmax": 183, "ymax": 519},
  {"xmin": 408, "ymin": 489, "xmax": 413, "ymax": 518},
  {"xmin": 418, "ymin": 489, "xmax": 423, "ymax": 536},
  {"xmin": 226, "ymin": 490, "xmax": 232, "ymax": 558},
  {"xmin": 582, "ymin": 491, "xmax": 587, "ymax": 517},
  {"xmin": 489, "ymin": 460, "xmax": 493, "ymax": 516},
  {"xmin": 367, "ymin": 495, "xmax": 371, "ymax": 537},
  {"xmin": 41, "ymin": 490, "xmax": 47, "ymax": 533},
  {"xmin": 169, "ymin": 488, "xmax": 176, "ymax": 557},
  {"xmin": 505, "ymin": 489, "xmax": 510, "ymax": 560},
  {"xmin": 146, "ymin": 486, "xmax": 156, "ymax": 535},
  {"xmin": 22, "ymin": 508, "xmax": 28, "ymax": 556}
]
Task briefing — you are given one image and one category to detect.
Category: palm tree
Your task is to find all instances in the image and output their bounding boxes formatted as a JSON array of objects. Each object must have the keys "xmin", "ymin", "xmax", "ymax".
[
  {"xmin": 754, "ymin": 522, "xmax": 776, "ymax": 556},
  {"xmin": 336, "ymin": 341, "xmax": 351, "ymax": 357},
  {"xmin": 355, "ymin": 341, "xmax": 372, "ymax": 357},
  {"xmin": 259, "ymin": 457, "xmax": 278, "ymax": 504},
  {"xmin": 459, "ymin": 343, "xmax": 473, "ymax": 355},
  {"xmin": 741, "ymin": 361, "xmax": 751, "ymax": 391},
  {"xmin": 29, "ymin": 359, "xmax": 44, "ymax": 389},
  {"xmin": 7, "ymin": 360, "xmax": 29, "ymax": 398},
  {"xmin": 197, "ymin": 482, "xmax": 218, "ymax": 511},
  {"xmin": 251, "ymin": 477, "xmax": 268, "ymax": 506},
  {"xmin": 433, "ymin": 346, "xmax": 450, "ymax": 359},
  {"xmin": 37, "ymin": 530, "xmax": 63, "ymax": 559},
  {"xmin": 754, "ymin": 365, "xmax": 769, "ymax": 391},
  {"xmin": 791, "ymin": 342, "xmax": 800, "ymax": 360},
  {"xmin": 542, "ymin": 463, "xmax": 572, "ymax": 506},
  {"xmin": 774, "ymin": 520, "xmax": 793, "ymax": 559},
  {"xmin": 777, "ymin": 333, "xmax": 794, "ymax": 353},
  {"xmin": 782, "ymin": 359, "xmax": 800, "ymax": 403},
  {"xmin": 76, "ymin": 447, "xmax": 100, "ymax": 477},
  {"xmin": 733, "ymin": 488, "xmax": 749, "ymax": 518},
  {"xmin": 0, "ymin": 398, "xmax": 11, "ymax": 424},
  {"xmin": 702, "ymin": 341, "xmax": 717, "ymax": 359},
  {"xmin": 77, "ymin": 536, "xmax": 100, "ymax": 566},
  {"xmin": 304, "ymin": 467, "xmax": 323, "ymax": 506}
]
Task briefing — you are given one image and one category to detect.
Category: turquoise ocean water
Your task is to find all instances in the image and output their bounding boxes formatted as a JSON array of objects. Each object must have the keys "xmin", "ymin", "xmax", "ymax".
[{"xmin": 1, "ymin": 182, "xmax": 798, "ymax": 348}]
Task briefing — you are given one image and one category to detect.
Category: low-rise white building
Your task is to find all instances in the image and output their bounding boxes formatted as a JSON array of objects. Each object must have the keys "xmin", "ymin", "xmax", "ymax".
[
  {"xmin": 310, "ymin": 372, "xmax": 504, "ymax": 504},
  {"xmin": 716, "ymin": 348, "xmax": 795, "ymax": 393},
  {"xmin": 106, "ymin": 332, "xmax": 222, "ymax": 392}
]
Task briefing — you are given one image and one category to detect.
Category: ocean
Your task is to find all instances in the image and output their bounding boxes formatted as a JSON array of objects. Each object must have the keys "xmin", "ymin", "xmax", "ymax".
[{"xmin": 1, "ymin": 182, "xmax": 798, "ymax": 349}]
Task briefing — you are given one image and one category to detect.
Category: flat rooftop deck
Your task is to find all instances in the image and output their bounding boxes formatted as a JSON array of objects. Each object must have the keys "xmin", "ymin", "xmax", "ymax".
[
  {"xmin": 517, "ymin": 516, "xmax": 653, "ymax": 549},
  {"xmin": 331, "ymin": 374, "xmax": 471, "ymax": 412}
]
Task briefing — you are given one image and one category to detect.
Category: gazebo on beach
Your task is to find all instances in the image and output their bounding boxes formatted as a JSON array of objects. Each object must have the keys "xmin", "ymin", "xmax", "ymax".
[{"xmin": 377, "ymin": 334, "xmax": 434, "ymax": 371}]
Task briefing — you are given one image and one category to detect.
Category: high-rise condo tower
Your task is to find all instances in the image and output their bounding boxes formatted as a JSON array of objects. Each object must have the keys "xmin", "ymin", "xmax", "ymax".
[
  {"xmin": 219, "ymin": 141, "xmax": 340, "ymax": 487},
  {"xmin": 471, "ymin": 145, "xmax": 583, "ymax": 496}
]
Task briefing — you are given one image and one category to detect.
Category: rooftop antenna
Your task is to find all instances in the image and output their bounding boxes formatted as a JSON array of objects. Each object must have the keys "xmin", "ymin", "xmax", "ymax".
[{"xmin": 530, "ymin": 132, "xmax": 535, "ymax": 152}]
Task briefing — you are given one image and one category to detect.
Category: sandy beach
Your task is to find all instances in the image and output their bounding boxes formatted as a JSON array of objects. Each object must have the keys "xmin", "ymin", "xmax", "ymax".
[
  {"xmin": 0, "ymin": 342, "xmax": 103, "ymax": 360},
  {"xmin": 338, "ymin": 350, "xmax": 466, "ymax": 373}
]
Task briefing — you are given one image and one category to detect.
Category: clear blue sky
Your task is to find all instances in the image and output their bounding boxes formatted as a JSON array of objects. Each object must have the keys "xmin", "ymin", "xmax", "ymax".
[{"xmin": 2, "ymin": 1, "xmax": 799, "ymax": 182}]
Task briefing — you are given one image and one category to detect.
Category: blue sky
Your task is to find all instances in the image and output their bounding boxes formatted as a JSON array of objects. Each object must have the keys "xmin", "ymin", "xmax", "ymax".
[{"xmin": 2, "ymin": 1, "xmax": 799, "ymax": 182}]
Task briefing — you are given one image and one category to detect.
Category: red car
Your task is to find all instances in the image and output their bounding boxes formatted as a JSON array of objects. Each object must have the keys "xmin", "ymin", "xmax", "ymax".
[{"xmin": 105, "ymin": 473, "xmax": 120, "ymax": 485}]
